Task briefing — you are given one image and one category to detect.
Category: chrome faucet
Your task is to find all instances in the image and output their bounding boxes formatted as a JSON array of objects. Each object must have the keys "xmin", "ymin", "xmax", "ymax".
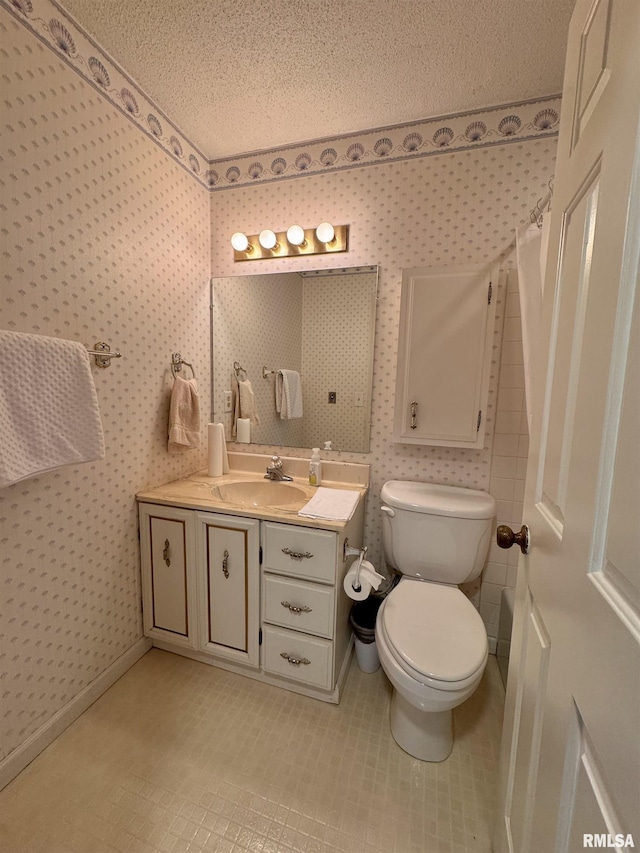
[{"xmin": 264, "ymin": 455, "xmax": 293, "ymax": 481}]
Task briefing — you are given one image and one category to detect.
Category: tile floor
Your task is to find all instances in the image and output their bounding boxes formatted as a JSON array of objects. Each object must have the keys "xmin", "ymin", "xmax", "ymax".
[{"xmin": 0, "ymin": 649, "xmax": 505, "ymax": 853}]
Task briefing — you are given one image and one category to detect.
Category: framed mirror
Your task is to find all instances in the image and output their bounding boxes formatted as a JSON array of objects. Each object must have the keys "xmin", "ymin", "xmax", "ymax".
[{"xmin": 211, "ymin": 265, "xmax": 378, "ymax": 453}]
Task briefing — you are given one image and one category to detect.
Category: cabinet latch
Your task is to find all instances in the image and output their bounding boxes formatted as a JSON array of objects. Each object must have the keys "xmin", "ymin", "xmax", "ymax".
[
  {"xmin": 259, "ymin": 628, "xmax": 263, "ymax": 645},
  {"xmin": 259, "ymin": 545, "xmax": 263, "ymax": 565}
]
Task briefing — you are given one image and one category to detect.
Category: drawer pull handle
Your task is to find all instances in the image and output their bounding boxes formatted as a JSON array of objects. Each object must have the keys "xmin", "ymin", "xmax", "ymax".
[
  {"xmin": 281, "ymin": 600, "xmax": 312, "ymax": 614},
  {"xmin": 163, "ymin": 539, "xmax": 171, "ymax": 567},
  {"xmin": 282, "ymin": 547, "xmax": 313, "ymax": 561},
  {"xmin": 280, "ymin": 652, "xmax": 311, "ymax": 666},
  {"xmin": 222, "ymin": 549, "xmax": 229, "ymax": 579}
]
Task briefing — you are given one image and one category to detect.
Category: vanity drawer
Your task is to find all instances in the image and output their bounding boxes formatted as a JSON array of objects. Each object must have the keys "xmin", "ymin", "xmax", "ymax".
[
  {"xmin": 263, "ymin": 573, "xmax": 334, "ymax": 638},
  {"xmin": 262, "ymin": 522, "xmax": 336, "ymax": 583},
  {"xmin": 263, "ymin": 625, "xmax": 332, "ymax": 690}
]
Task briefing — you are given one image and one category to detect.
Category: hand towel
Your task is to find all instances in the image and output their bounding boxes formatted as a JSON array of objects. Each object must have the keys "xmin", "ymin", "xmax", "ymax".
[
  {"xmin": 231, "ymin": 374, "xmax": 260, "ymax": 437},
  {"xmin": 0, "ymin": 330, "xmax": 105, "ymax": 489},
  {"xmin": 275, "ymin": 369, "xmax": 303, "ymax": 419},
  {"xmin": 168, "ymin": 376, "xmax": 200, "ymax": 451},
  {"xmin": 298, "ymin": 487, "xmax": 360, "ymax": 522},
  {"xmin": 238, "ymin": 379, "xmax": 260, "ymax": 425}
]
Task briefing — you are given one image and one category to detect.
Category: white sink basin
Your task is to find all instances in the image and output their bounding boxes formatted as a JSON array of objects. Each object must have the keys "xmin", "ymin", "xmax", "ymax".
[{"xmin": 215, "ymin": 480, "xmax": 308, "ymax": 508}]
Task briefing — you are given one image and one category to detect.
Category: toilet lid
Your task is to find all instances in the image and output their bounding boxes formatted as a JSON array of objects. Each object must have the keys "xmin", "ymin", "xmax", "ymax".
[{"xmin": 382, "ymin": 582, "xmax": 488, "ymax": 683}]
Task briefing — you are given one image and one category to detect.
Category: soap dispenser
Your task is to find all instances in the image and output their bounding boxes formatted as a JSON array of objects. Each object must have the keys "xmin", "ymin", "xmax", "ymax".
[{"xmin": 309, "ymin": 448, "xmax": 322, "ymax": 486}]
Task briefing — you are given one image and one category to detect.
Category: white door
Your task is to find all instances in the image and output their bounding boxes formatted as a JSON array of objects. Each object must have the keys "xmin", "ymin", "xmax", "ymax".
[{"xmin": 495, "ymin": 1, "xmax": 640, "ymax": 851}]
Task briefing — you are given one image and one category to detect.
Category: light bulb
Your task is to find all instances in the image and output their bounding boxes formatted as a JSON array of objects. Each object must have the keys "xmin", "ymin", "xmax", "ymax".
[
  {"xmin": 286, "ymin": 225, "xmax": 306, "ymax": 246},
  {"xmin": 258, "ymin": 229, "xmax": 278, "ymax": 250},
  {"xmin": 231, "ymin": 232, "xmax": 249, "ymax": 252},
  {"xmin": 316, "ymin": 222, "xmax": 335, "ymax": 244}
]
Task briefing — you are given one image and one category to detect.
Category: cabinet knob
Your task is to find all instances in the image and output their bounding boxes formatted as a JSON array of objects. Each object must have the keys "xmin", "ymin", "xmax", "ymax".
[
  {"xmin": 163, "ymin": 539, "xmax": 171, "ymax": 567},
  {"xmin": 496, "ymin": 524, "xmax": 530, "ymax": 555},
  {"xmin": 222, "ymin": 549, "xmax": 230, "ymax": 578},
  {"xmin": 281, "ymin": 600, "xmax": 312, "ymax": 614},
  {"xmin": 280, "ymin": 652, "xmax": 311, "ymax": 666}
]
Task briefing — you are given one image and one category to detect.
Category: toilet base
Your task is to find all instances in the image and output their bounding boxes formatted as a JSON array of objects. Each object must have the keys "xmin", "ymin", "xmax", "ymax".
[{"xmin": 389, "ymin": 689, "xmax": 453, "ymax": 762}]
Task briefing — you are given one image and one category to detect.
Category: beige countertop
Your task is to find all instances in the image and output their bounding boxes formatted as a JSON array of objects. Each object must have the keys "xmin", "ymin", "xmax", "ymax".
[{"xmin": 136, "ymin": 460, "xmax": 369, "ymax": 532}]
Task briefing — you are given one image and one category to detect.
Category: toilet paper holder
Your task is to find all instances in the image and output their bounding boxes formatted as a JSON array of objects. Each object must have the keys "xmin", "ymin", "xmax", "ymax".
[{"xmin": 343, "ymin": 538, "xmax": 367, "ymax": 563}]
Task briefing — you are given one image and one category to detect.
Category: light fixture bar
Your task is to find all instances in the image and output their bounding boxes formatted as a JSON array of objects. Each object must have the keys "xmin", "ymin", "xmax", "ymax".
[{"xmin": 232, "ymin": 224, "xmax": 349, "ymax": 261}]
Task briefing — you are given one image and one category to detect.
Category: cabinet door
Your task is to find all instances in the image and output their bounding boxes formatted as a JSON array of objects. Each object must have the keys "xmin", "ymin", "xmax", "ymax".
[
  {"xmin": 196, "ymin": 513, "xmax": 260, "ymax": 667},
  {"xmin": 393, "ymin": 263, "xmax": 498, "ymax": 448},
  {"xmin": 139, "ymin": 503, "xmax": 196, "ymax": 648}
]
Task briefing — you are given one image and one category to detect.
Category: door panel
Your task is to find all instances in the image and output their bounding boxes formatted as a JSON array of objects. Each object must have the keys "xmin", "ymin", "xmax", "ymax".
[
  {"xmin": 150, "ymin": 516, "xmax": 188, "ymax": 636},
  {"xmin": 495, "ymin": 1, "xmax": 640, "ymax": 850}
]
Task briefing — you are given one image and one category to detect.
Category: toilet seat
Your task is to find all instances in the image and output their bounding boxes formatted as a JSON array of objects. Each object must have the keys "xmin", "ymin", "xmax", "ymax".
[{"xmin": 379, "ymin": 580, "xmax": 488, "ymax": 689}]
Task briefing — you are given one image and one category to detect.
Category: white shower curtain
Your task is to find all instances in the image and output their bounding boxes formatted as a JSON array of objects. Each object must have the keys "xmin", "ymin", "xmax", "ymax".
[{"xmin": 515, "ymin": 219, "xmax": 550, "ymax": 432}]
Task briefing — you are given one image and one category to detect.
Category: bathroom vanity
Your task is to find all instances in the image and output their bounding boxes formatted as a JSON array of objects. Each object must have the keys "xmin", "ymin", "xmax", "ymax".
[{"xmin": 136, "ymin": 453, "xmax": 368, "ymax": 702}]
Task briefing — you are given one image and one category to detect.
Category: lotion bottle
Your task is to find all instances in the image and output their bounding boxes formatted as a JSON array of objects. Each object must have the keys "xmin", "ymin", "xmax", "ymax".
[{"xmin": 309, "ymin": 447, "xmax": 322, "ymax": 486}]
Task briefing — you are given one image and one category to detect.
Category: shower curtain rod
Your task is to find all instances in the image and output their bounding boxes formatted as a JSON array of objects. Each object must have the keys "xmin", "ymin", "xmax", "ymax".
[{"xmin": 530, "ymin": 181, "xmax": 554, "ymax": 228}]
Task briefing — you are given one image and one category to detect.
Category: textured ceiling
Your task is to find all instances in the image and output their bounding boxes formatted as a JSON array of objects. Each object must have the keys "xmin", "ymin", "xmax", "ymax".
[{"xmin": 61, "ymin": 0, "xmax": 576, "ymax": 160}]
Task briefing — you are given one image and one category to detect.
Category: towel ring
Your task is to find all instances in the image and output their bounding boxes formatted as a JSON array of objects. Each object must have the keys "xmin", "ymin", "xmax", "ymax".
[
  {"xmin": 233, "ymin": 361, "xmax": 247, "ymax": 380},
  {"xmin": 171, "ymin": 352, "xmax": 195, "ymax": 379}
]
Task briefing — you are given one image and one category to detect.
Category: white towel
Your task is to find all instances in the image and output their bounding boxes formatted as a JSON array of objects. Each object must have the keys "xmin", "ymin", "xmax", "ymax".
[
  {"xmin": 0, "ymin": 331, "xmax": 105, "ymax": 489},
  {"xmin": 168, "ymin": 376, "xmax": 200, "ymax": 451},
  {"xmin": 275, "ymin": 369, "xmax": 303, "ymax": 419},
  {"xmin": 231, "ymin": 374, "xmax": 260, "ymax": 437},
  {"xmin": 298, "ymin": 487, "xmax": 360, "ymax": 521}
]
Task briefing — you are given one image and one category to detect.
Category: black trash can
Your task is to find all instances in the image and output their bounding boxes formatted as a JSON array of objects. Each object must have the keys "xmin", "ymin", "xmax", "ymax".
[{"xmin": 349, "ymin": 596, "xmax": 383, "ymax": 672}]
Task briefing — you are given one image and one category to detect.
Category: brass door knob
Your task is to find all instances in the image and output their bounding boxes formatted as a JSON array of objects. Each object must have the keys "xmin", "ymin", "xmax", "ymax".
[{"xmin": 496, "ymin": 524, "xmax": 530, "ymax": 554}]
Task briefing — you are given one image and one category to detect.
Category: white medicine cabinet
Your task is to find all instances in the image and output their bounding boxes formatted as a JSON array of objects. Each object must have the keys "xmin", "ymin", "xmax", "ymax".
[{"xmin": 393, "ymin": 263, "xmax": 498, "ymax": 449}]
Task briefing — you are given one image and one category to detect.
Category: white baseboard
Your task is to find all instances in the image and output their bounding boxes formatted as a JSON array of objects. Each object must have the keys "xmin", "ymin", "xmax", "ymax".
[{"xmin": 0, "ymin": 637, "xmax": 152, "ymax": 791}]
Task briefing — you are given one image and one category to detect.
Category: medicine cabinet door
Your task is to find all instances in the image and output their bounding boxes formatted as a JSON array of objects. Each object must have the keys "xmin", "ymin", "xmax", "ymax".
[{"xmin": 393, "ymin": 263, "xmax": 498, "ymax": 448}]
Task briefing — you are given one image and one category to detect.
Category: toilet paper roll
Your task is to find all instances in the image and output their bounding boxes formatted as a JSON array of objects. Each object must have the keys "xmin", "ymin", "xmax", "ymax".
[
  {"xmin": 236, "ymin": 417, "xmax": 251, "ymax": 443},
  {"xmin": 208, "ymin": 422, "xmax": 228, "ymax": 477},
  {"xmin": 343, "ymin": 560, "xmax": 385, "ymax": 601}
]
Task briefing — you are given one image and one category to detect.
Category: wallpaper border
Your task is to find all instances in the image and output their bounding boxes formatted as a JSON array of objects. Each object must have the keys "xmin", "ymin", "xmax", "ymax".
[{"xmin": 2, "ymin": 0, "xmax": 561, "ymax": 191}]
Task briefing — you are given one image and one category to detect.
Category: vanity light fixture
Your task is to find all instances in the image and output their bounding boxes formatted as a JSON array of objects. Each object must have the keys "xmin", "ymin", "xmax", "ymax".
[
  {"xmin": 231, "ymin": 232, "xmax": 252, "ymax": 253},
  {"xmin": 258, "ymin": 229, "xmax": 279, "ymax": 250},
  {"xmin": 315, "ymin": 222, "xmax": 335, "ymax": 244},
  {"xmin": 231, "ymin": 222, "xmax": 349, "ymax": 261},
  {"xmin": 286, "ymin": 225, "xmax": 306, "ymax": 247}
]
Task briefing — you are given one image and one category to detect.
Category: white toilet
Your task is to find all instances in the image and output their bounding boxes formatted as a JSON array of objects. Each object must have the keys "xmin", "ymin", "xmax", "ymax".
[{"xmin": 375, "ymin": 480, "xmax": 495, "ymax": 762}]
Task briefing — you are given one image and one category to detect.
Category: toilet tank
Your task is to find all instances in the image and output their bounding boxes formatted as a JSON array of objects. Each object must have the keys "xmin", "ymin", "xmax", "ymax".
[{"xmin": 380, "ymin": 481, "xmax": 495, "ymax": 584}]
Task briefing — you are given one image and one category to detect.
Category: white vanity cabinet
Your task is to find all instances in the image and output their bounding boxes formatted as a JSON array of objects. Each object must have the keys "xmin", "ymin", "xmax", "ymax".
[{"xmin": 137, "ymin": 477, "xmax": 365, "ymax": 703}]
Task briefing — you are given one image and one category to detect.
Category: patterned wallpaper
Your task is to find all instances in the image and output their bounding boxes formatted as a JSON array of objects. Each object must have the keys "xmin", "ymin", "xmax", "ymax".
[
  {"xmin": 209, "ymin": 140, "xmax": 557, "ymax": 639},
  {"xmin": 0, "ymin": 8, "xmax": 210, "ymax": 762},
  {"xmin": 0, "ymin": 0, "xmax": 560, "ymax": 192},
  {"xmin": 0, "ymin": 0, "xmax": 558, "ymax": 771}
]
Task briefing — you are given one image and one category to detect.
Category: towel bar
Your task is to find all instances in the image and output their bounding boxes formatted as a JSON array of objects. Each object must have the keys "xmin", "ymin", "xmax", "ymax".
[
  {"xmin": 171, "ymin": 352, "xmax": 195, "ymax": 379},
  {"xmin": 87, "ymin": 342, "xmax": 122, "ymax": 368}
]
